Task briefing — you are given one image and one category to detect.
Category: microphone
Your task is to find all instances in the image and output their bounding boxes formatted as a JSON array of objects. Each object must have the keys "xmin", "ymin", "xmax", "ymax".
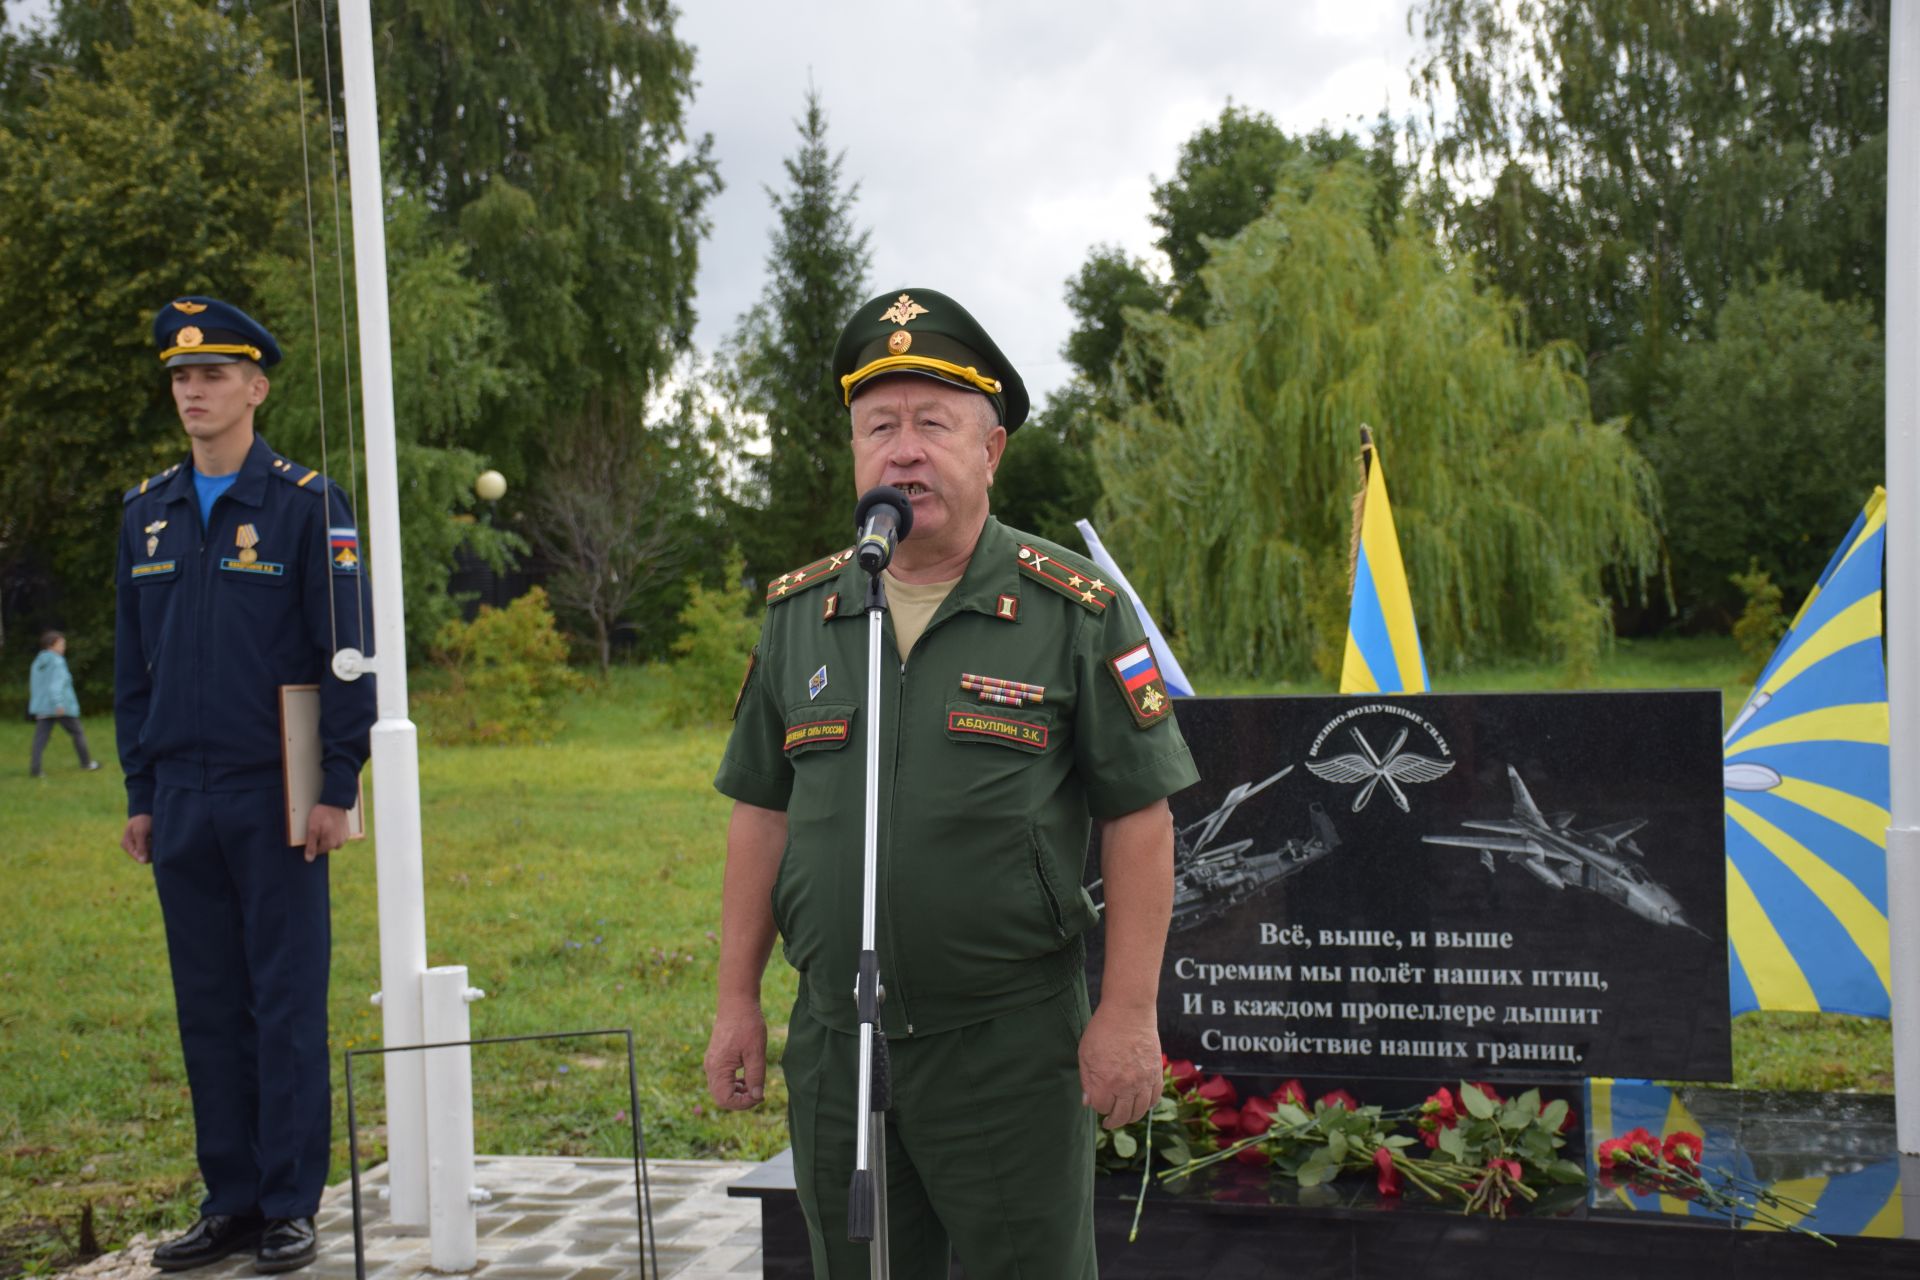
[{"xmin": 853, "ymin": 485, "xmax": 914, "ymax": 574}]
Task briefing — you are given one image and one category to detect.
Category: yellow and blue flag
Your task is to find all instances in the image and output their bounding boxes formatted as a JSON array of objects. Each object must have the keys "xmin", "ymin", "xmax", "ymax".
[
  {"xmin": 1339, "ymin": 427, "xmax": 1428, "ymax": 694},
  {"xmin": 1723, "ymin": 489, "xmax": 1890, "ymax": 1017}
]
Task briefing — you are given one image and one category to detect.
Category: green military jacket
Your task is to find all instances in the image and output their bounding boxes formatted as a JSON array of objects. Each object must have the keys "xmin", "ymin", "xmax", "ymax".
[{"xmin": 716, "ymin": 516, "xmax": 1200, "ymax": 1038}]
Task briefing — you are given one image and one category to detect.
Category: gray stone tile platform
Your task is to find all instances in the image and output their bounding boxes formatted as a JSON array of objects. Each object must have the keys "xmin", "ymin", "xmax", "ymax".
[{"xmin": 56, "ymin": 1157, "xmax": 764, "ymax": 1280}]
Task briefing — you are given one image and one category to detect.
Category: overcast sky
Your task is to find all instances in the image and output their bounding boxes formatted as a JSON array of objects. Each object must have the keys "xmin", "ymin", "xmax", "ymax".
[
  {"xmin": 677, "ymin": 1, "xmax": 1423, "ymax": 400},
  {"xmin": 6, "ymin": 0, "xmax": 1425, "ymax": 402}
]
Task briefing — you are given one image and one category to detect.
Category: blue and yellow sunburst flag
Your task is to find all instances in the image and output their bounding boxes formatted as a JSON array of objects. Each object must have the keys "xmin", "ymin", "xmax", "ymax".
[
  {"xmin": 1585, "ymin": 1080, "xmax": 1902, "ymax": 1236},
  {"xmin": 1723, "ymin": 488, "xmax": 1890, "ymax": 1017},
  {"xmin": 1339, "ymin": 426, "xmax": 1429, "ymax": 694}
]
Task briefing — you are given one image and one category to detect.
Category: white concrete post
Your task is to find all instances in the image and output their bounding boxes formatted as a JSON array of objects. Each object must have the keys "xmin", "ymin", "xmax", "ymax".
[
  {"xmin": 337, "ymin": 0, "xmax": 432, "ymax": 1222},
  {"xmin": 422, "ymin": 967, "xmax": 485, "ymax": 1271},
  {"xmin": 1887, "ymin": 0, "xmax": 1920, "ymax": 1157}
]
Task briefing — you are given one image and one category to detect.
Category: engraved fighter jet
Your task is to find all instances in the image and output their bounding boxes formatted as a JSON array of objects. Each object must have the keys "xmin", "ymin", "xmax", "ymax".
[
  {"xmin": 1092, "ymin": 767, "xmax": 1344, "ymax": 932},
  {"xmin": 1421, "ymin": 766, "xmax": 1702, "ymax": 933}
]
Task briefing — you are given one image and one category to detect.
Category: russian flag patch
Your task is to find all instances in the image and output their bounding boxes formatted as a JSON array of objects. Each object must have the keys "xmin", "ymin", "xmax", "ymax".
[
  {"xmin": 329, "ymin": 526, "xmax": 360, "ymax": 574},
  {"xmin": 1107, "ymin": 641, "xmax": 1172, "ymax": 728}
]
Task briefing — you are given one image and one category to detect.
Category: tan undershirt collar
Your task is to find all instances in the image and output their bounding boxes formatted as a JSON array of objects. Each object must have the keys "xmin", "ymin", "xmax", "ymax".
[{"xmin": 882, "ymin": 569, "xmax": 963, "ymax": 662}]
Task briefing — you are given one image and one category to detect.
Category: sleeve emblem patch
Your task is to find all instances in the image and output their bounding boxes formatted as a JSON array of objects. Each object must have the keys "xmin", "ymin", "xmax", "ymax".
[
  {"xmin": 1108, "ymin": 641, "xmax": 1171, "ymax": 728},
  {"xmin": 330, "ymin": 527, "xmax": 361, "ymax": 574}
]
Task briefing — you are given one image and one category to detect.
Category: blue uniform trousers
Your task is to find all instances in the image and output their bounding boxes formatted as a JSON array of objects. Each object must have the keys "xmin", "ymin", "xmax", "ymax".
[{"xmin": 151, "ymin": 783, "xmax": 332, "ymax": 1218}]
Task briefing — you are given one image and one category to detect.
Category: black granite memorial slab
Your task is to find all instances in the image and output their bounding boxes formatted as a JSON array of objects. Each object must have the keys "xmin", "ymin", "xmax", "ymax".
[
  {"xmin": 1087, "ymin": 692, "xmax": 1732, "ymax": 1083},
  {"xmin": 730, "ymin": 1086, "xmax": 1917, "ymax": 1279}
]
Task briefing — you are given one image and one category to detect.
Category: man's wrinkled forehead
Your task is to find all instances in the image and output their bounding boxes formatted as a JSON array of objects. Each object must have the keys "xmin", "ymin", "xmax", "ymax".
[{"xmin": 850, "ymin": 374, "xmax": 996, "ymax": 425}]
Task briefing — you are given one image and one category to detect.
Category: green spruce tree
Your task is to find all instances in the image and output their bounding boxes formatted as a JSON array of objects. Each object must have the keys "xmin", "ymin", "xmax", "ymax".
[{"xmin": 726, "ymin": 88, "xmax": 872, "ymax": 582}]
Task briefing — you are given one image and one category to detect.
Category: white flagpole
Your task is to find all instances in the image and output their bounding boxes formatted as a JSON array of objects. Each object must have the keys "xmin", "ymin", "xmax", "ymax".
[
  {"xmin": 1885, "ymin": 1, "xmax": 1920, "ymax": 1156},
  {"xmin": 336, "ymin": 0, "xmax": 432, "ymax": 1223}
]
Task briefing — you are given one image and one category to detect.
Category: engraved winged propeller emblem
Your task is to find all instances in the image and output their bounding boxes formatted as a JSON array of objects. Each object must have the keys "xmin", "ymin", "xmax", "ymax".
[{"xmin": 1305, "ymin": 726, "xmax": 1455, "ymax": 812}]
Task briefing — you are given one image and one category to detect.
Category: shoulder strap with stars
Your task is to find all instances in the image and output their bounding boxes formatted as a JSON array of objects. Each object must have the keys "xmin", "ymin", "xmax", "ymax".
[
  {"xmin": 765, "ymin": 547, "xmax": 854, "ymax": 606},
  {"xmin": 268, "ymin": 456, "xmax": 327, "ymax": 492},
  {"xmin": 1015, "ymin": 543, "xmax": 1119, "ymax": 613},
  {"xmin": 124, "ymin": 462, "xmax": 182, "ymax": 505}
]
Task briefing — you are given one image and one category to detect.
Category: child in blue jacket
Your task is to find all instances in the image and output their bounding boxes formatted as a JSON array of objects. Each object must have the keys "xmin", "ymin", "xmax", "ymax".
[{"xmin": 29, "ymin": 631, "xmax": 100, "ymax": 776}]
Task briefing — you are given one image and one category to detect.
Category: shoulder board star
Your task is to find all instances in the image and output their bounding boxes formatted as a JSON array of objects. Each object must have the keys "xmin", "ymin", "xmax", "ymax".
[
  {"xmin": 1015, "ymin": 543, "xmax": 1119, "ymax": 613},
  {"xmin": 766, "ymin": 547, "xmax": 855, "ymax": 606},
  {"xmin": 125, "ymin": 462, "xmax": 182, "ymax": 504}
]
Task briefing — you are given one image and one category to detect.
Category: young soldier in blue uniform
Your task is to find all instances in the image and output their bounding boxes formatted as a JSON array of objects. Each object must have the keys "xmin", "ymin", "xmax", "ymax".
[
  {"xmin": 704, "ymin": 288, "xmax": 1199, "ymax": 1277},
  {"xmin": 115, "ymin": 297, "xmax": 375, "ymax": 1273}
]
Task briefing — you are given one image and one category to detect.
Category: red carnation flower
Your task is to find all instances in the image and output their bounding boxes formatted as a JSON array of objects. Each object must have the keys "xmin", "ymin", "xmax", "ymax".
[
  {"xmin": 1317, "ymin": 1088, "xmax": 1360, "ymax": 1113},
  {"xmin": 1623, "ymin": 1127, "xmax": 1660, "ymax": 1162},
  {"xmin": 1663, "ymin": 1130, "xmax": 1703, "ymax": 1172},
  {"xmin": 1595, "ymin": 1136, "xmax": 1633, "ymax": 1171},
  {"xmin": 1373, "ymin": 1146, "xmax": 1402, "ymax": 1197},
  {"xmin": 1272, "ymin": 1079, "xmax": 1307, "ymax": 1107}
]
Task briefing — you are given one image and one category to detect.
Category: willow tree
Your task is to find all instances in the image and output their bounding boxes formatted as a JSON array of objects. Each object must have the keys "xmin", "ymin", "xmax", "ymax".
[{"xmin": 1095, "ymin": 161, "xmax": 1661, "ymax": 681}]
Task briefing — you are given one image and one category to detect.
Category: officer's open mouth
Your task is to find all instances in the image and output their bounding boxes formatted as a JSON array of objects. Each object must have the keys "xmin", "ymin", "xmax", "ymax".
[{"xmin": 897, "ymin": 482, "xmax": 930, "ymax": 497}]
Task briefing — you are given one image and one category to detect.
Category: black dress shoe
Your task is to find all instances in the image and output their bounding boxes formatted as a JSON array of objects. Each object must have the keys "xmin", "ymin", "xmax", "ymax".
[
  {"xmin": 152, "ymin": 1214, "xmax": 265, "ymax": 1272},
  {"xmin": 254, "ymin": 1217, "xmax": 317, "ymax": 1274}
]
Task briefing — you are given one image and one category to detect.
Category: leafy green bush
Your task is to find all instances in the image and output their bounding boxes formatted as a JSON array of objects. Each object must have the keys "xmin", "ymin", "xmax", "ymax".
[
  {"xmin": 1729, "ymin": 560, "xmax": 1787, "ymax": 685},
  {"xmin": 1541, "ymin": 587, "xmax": 1610, "ymax": 689},
  {"xmin": 417, "ymin": 587, "xmax": 583, "ymax": 745},
  {"xmin": 660, "ymin": 555, "xmax": 760, "ymax": 727}
]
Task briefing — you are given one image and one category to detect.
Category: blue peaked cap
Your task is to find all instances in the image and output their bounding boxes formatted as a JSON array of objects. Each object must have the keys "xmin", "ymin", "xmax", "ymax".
[{"xmin": 151, "ymin": 296, "xmax": 282, "ymax": 369}]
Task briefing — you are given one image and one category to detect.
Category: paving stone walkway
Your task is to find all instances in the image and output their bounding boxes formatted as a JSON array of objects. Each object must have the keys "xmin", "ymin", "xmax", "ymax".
[{"xmin": 56, "ymin": 1157, "xmax": 764, "ymax": 1280}]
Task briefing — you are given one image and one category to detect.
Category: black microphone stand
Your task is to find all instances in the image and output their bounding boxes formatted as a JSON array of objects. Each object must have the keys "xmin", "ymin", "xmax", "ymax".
[{"xmin": 846, "ymin": 536, "xmax": 893, "ymax": 1277}]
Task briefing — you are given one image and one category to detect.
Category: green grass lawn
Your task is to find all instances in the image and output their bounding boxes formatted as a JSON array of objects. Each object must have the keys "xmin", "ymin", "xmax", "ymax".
[{"xmin": 0, "ymin": 640, "xmax": 1892, "ymax": 1272}]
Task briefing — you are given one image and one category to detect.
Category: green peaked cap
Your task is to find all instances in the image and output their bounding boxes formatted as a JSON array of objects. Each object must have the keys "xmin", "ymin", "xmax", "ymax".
[{"xmin": 832, "ymin": 287, "xmax": 1029, "ymax": 432}]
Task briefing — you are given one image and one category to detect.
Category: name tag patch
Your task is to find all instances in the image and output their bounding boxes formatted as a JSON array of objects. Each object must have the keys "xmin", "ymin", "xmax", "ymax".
[
  {"xmin": 784, "ymin": 719, "xmax": 849, "ymax": 751},
  {"xmin": 947, "ymin": 710, "xmax": 1048, "ymax": 750},
  {"xmin": 131, "ymin": 560, "xmax": 178, "ymax": 579},
  {"xmin": 220, "ymin": 557, "xmax": 286, "ymax": 576}
]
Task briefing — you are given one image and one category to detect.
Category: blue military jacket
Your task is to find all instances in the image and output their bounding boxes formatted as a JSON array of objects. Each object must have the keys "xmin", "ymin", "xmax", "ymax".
[{"xmin": 114, "ymin": 434, "xmax": 376, "ymax": 817}]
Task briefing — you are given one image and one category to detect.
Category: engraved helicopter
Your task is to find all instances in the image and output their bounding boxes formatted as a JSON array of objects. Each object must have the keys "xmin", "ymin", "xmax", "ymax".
[
  {"xmin": 1421, "ymin": 765, "xmax": 1701, "ymax": 933},
  {"xmin": 1091, "ymin": 766, "xmax": 1342, "ymax": 933}
]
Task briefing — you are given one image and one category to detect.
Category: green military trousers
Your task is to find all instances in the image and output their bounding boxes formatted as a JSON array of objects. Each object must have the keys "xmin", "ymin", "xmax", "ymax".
[{"xmin": 784, "ymin": 978, "xmax": 1097, "ymax": 1279}]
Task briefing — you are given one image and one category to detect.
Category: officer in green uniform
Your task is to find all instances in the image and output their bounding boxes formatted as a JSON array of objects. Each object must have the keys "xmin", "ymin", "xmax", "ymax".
[{"xmin": 703, "ymin": 288, "xmax": 1199, "ymax": 1277}]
